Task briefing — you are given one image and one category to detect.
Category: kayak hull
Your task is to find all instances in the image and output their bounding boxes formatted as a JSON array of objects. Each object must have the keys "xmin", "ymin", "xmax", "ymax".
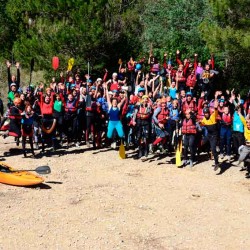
[{"xmin": 0, "ymin": 163, "xmax": 44, "ymax": 186}]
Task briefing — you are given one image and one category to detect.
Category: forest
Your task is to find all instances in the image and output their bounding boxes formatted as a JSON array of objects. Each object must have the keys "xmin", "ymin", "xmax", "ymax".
[{"xmin": 0, "ymin": 0, "xmax": 249, "ymax": 93}]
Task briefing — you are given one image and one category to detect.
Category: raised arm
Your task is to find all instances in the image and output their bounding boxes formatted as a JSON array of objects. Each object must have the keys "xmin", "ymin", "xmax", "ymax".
[
  {"xmin": 104, "ymin": 83, "xmax": 111, "ymax": 108},
  {"xmin": 176, "ymin": 50, "xmax": 182, "ymax": 65},
  {"xmin": 16, "ymin": 62, "xmax": 20, "ymax": 88},
  {"xmin": 6, "ymin": 61, "xmax": 12, "ymax": 88}
]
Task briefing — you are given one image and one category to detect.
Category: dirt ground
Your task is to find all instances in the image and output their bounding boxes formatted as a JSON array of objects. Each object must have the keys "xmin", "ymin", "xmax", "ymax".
[{"xmin": 0, "ymin": 137, "xmax": 250, "ymax": 250}]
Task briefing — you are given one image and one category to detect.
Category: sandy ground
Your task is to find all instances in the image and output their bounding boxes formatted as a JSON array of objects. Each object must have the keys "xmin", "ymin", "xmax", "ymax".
[{"xmin": 0, "ymin": 137, "xmax": 250, "ymax": 250}]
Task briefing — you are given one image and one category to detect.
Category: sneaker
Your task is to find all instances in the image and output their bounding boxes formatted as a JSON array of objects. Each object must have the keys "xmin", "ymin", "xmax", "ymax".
[
  {"xmin": 149, "ymin": 144, "xmax": 156, "ymax": 154},
  {"xmin": 182, "ymin": 160, "xmax": 189, "ymax": 166},
  {"xmin": 2, "ymin": 133, "xmax": 8, "ymax": 139},
  {"xmin": 214, "ymin": 164, "xmax": 220, "ymax": 171},
  {"xmin": 189, "ymin": 160, "xmax": 193, "ymax": 167},
  {"xmin": 75, "ymin": 142, "xmax": 80, "ymax": 148},
  {"xmin": 111, "ymin": 142, "xmax": 116, "ymax": 149},
  {"xmin": 219, "ymin": 154, "xmax": 224, "ymax": 159},
  {"xmin": 226, "ymin": 155, "xmax": 231, "ymax": 161},
  {"xmin": 239, "ymin": 166, "xmax": 247, "ymax": 171}
]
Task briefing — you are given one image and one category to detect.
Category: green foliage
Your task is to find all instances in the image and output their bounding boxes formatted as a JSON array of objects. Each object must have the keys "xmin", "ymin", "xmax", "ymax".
[
  {"xmin": 140, "ymin": 0, "xmax": 212, "ymax": 63},
  {"xmin": 5, "ymin": 0, "xmax": 142, "ymax": 79},
  {"xmin": 0, "ymin": 0, "xmax": 249, "ymax": 94},
  {"xmin": 200, "ymin": 0, "xmax": 250, "ymax": 94},
  {"xmin": 0, "ymin": 0, "xmax": 17, "ymax": 60}
]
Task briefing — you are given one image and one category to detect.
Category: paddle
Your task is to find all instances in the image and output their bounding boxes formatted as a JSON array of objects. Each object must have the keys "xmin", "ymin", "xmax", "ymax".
[
  {"xmin": 67, "ymin": 58, "xmax": 74, "ymax": 71},
  {"xmin": 176, "ymin": 137, "xmax": 182, "ymax": 167},
  {"xmin": 29, "ymin": 58, "xmax": 35, "ymax": 87},
  {"xmin": 0, "ymin": 165, "xmax": 51, "ymax": 175},
  {"xmin": 119, "ymin": 142, "xmax": 126, "ymax": 159},
  {"xmin": 52, "ymin": 56, "xmax": 59, "ymax": 71}
]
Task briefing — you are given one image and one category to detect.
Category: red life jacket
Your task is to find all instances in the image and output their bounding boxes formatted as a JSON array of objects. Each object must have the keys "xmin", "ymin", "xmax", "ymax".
[
  {"xmin": 182, "ymin": 118, "xmax": 197, "ymax": 134},
  {"xmin": 182, "ymin": 100, "xmax": 197, "ymax": 113},
  {"xmin": 221, "ymin": 113, "xmax": 232, "ymax": 126},
  {"xmin": 86, "ymin": 102, "xmax": 97, "ymax": 112},
  {"xmin": 197, "ymin": 109, "xmax": 205, "ymax": 121},
  {"xmin": 136, "ymin": 105, "xmax": 151, "ymax": 120},
  {"xmin": 110, "ymin": 81, "xmax": 120, "ymax": 91},
  {"xmin": 65, "ymin": 100, "xmax": 77, "ymax": 113},
  {"xmin": 176, "ymin": 71, "xmax": 186, "ymax": 82},
  {"xmin": 40, "ymin": 102, "xmax": 53, "ymax": 115},
  {"xmin": 151, "ymin": 63, "xmax": 160, "ymax": 72},
  {"xmin": 186, "ymin": 75, "xmax": 196, "ymax": 87},
  {"xmin": 157, "ymin": 108, "xmax": 169, "ymax": 124},
  {"xmin": 127, "ymin": 62, "xmax": 135, "ymax": 71},
  {"xmin": 9, "ymin": 106, "xmax": 22, "ymax": 120}
]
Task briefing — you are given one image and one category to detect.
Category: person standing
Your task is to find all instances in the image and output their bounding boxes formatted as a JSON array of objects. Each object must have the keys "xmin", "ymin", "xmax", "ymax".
[
  {"xmin": 181, "ymin": 110, "xmax": 197, "ymax": 167},
  {"xmin": 21, "ymin": 105, "xmax": 35, "ymax": 157},
  {"xmin": 133, "ymin": 95, "xmax": 152, "ymax": 159},
  {"xmin": 104, "ymin": 83, "xmax": 125, "ymax": 146},
  {"xmin": 200, "ymin": 100, "xmax": 220, "ymax": 171}
]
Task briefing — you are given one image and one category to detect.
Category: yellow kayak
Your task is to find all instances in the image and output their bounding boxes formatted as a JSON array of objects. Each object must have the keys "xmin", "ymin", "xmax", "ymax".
[{"xmin": 0, "ymin": 162, "xmax": 44, "ymax": 186}]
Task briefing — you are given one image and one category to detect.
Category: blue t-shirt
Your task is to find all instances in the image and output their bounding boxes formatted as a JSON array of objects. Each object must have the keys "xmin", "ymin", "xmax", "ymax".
[{"xmin": 169, "ymin": 87, "xmax": 177, "ymax": 99}]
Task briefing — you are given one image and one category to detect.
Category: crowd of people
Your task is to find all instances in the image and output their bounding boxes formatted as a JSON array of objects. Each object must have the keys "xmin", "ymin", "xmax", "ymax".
[{"xmin": 1, "ymin": 50, "xmax": 249, "ymax": 177}]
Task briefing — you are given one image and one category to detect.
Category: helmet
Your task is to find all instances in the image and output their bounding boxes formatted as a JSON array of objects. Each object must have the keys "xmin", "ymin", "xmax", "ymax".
[
  {"xmin": 137, "ymin": 87, "xmax": 145, "ymax": 93},
  {"xmin": 203, "ymin": 107, "xmax": 210, "ymax": 114},
  {"xmin": 135, "ymin": 64, "xmax": 142, "ymax": 70}
]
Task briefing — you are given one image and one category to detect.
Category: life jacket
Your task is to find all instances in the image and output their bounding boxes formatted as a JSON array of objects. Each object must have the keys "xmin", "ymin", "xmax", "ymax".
[
  {"xmin": 151, "ymin": 63, "xmax": 160, "ymax": 73},
  {"xmin": 9, "ymin": 106, "xmax": 22, "ymax": 120},
  {"xmin": 127, "ymin": 61, "xmax": 135, "ymax": 71},
  {"xmin": 40, "ymin": 101, "xmax": 53, "ymax": 115},
  {"xmin": 110, "ymin": 80, "xmax": 120, "ymax": 91},
  {"xmin": 109, "ymin": 107, "xmax": 120, "ymax": 121},
  {"xmin": 182, "ymin": 100, "xmax": 197, "ymax": 113},
  {"xmin": 186, "ymin": 75, "xmax": 196, "ymax": 87},
  {"xmin": 176, "ymin": 71, "xmax": 186, "ymax": 82},
  {"xmin": 157, "ymin": 108, "xmax": 169, "ymax": 124},
  {"xmin": 136, "ymin": 105, "xmax": 151, "ymax": 120},
  {"xmin": 182, "ymin": 118, "xmax": 197, "ymax": 134},
  {"xmin": 220, "ymin": 113, "xmax": 232, "ymax": 126},
  {"xmin": 65, "ymin": 100, "xmax": 77, "ymax": 113},
  {"xmin": 202, "ymin": 70, "xmax": 210, "ymax": 83},
  {"xmin": 85, "ymin": 95, "xmax": 97, "ymax": 112},
  {"xmin": 170, "ymin": 108, "xmax": 179, "ymax": 121},
  {"xmin": 197, "ymin": 109, "xmax": 205, "ymax": 121}
]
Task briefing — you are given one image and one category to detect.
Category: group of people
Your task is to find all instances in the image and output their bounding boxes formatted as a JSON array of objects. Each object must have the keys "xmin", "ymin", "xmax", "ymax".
[{"xmin": 1, "ymin": 50, "xmax": 250, "ymax": 177}]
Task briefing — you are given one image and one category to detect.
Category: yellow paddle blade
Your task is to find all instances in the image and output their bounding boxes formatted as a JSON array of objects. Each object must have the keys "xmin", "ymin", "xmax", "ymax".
[
  {"xmin": 179, "ymin": 138, "xmax": 182, "ymax": 154},
  {"xmin": 167, "ymin": 77, "xmax": 171, "ymax": 87},
  {"xmin": 67, "ymin": 58, "xmax": 75, "ymax": 71},
  {"xmin": 176, "ymin": 138, "xmax": 182, "ymax": 167},
  {"xmin": 119, "ymin": 142, "xmax": 126, "ymax": 159},
  {"xmin": 176, "ymin": 149, "xmax": 182, "ymax": 167}
]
